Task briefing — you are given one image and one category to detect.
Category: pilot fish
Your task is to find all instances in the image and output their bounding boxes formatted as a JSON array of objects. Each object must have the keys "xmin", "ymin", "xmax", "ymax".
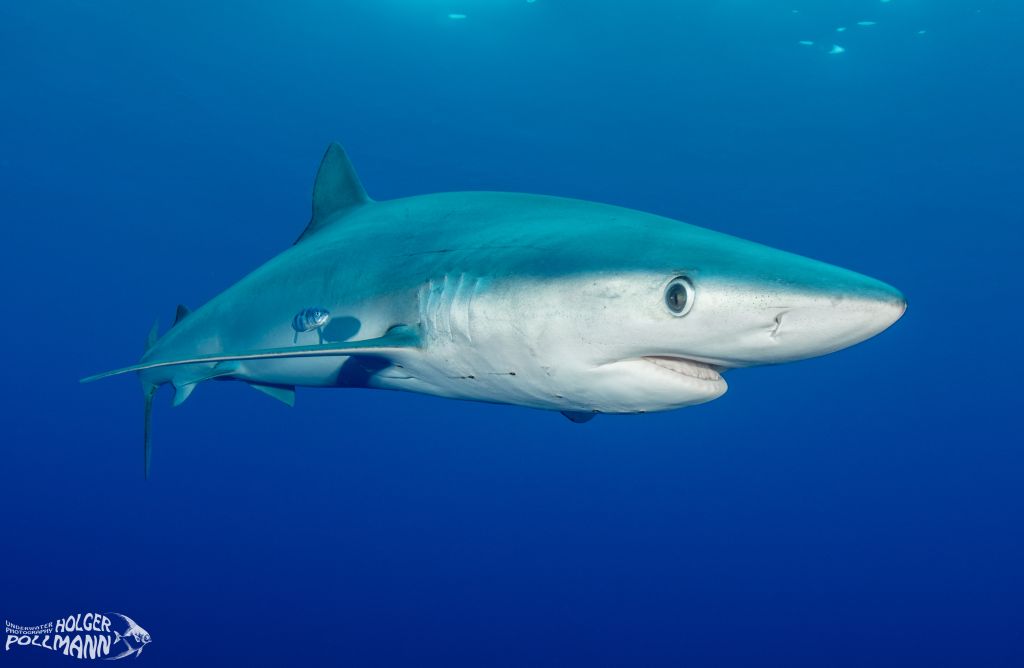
[{"xmin": 291, "ymin": 307, "xmax": 330, "ymax": 343}]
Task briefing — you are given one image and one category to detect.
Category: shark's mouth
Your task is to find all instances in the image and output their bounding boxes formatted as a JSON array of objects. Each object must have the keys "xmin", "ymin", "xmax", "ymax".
[{"xmin": 642, "ymin": 356, "xmax": 723, "ymax": 383}]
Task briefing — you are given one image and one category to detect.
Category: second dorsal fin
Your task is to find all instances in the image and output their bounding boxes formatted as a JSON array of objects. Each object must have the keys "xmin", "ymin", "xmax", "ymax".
[
  {"xmin": 296, "ymin": 142, "xmax": 372, "ymax": 243},
  {"xmin": 173, "ymin": 304, "xmax": 191, "ymax": 326}
]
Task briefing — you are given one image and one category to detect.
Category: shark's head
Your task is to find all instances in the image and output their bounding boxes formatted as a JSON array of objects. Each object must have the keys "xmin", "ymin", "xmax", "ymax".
[
  {"xmin": 579, "ymin": 255, "xmax": 904, "ymax": 412},
  {"xmin": 456, "ymin": 204, "xmax": 906, "ymax": 414}
]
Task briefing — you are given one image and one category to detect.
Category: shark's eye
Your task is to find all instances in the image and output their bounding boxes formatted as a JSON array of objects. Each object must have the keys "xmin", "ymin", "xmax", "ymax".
[{"xmin": 664, "ymin": 276, "xmax": 694, "ymax": 316}]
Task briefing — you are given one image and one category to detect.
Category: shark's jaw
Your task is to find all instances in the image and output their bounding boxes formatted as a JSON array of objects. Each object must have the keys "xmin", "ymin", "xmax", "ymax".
[
  {"xmin": 584, "ymin": 355, "xmax": 730, "ymax": 413},
  {"xmin": 642, "ymin": 355, "xmax": 723, "ymax": 383}
]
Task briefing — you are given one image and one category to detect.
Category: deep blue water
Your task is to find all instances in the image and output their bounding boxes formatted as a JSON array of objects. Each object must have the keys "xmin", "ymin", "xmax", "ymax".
[{"xmin": 2, "ymin": 1, "xmax": 1021, "ymax": 665}]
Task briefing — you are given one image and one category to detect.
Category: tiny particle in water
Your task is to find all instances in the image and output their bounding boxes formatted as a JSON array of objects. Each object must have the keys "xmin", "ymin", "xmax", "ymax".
[
  {"xmin": 917, "ymin": 29, "xmax": 927, "ymax": 34},
  {"xmin": 837, "ymin": 26, "xmax": 847, "ymax": 32},
  {"xmin": 448, "ymin": 13, "xmax": 467, "ymax": 20},
  {"xmin": 829, "ymin": 44, "xmax": 846, "ymax": 54},
  {"xmin": 798, "ymin": 40, "xmax": 814, "ymax": 46},
  {"xmin": 857, "ymin": 21, "xmax": 877, "ymax": 26},
  {"xmin": 880, "ymin": 0, "xmax": 891, "ymax": 3}
]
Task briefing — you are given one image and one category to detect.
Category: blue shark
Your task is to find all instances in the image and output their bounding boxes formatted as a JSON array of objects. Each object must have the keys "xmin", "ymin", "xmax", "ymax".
[{"xmin": 83, "ymin": 143, "xmax": 906, "ymax": 475}]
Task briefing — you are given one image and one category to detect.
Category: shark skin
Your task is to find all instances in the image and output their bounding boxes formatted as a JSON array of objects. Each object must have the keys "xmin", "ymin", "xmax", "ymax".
[{"xmin": 83, "ymin": 143, "xmax": 906, "ymax": 471}]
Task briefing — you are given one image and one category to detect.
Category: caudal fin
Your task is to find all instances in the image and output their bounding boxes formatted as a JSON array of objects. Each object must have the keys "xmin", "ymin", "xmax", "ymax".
[
  {"xmin": 82, "ymin": 323, "xmax": 421, "ymax": 479},
  {"xmin": 143, "ymin": 382, "xmax": 156, "ymax": 479},
  {"xmin": 145, "ymin": 320, "xmax": 160, "ymax": 351},
  {"xmin": 141, "ymin": 319, "xmax": 161, "ymax": 479}
]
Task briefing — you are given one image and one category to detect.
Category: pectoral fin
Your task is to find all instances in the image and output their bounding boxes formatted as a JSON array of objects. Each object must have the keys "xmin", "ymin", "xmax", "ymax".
[{"xmin": 81, "ymin": 327, "xmax": 418, "ymax": 384}]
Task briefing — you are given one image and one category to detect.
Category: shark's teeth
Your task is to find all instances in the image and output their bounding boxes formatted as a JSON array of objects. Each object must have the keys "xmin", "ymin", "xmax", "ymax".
[{"xmin": 643, "ymin": 356, "xmax": 722, "ymax": 382}]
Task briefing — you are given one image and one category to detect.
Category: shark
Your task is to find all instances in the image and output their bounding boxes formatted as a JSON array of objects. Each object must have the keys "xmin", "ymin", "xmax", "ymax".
[{"xmin": 82, "ymin": 143, "xmax": 906, "ymax": 476}]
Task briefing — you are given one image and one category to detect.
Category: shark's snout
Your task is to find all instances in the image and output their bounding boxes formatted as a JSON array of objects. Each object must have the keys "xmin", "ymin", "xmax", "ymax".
[
  {"xmin": 678, "ymin": 253, "xmax": 906, "ymax": 369},
  {"xmin": 764, "ymin": 282, "xmax": 906, "ymax": 363}
]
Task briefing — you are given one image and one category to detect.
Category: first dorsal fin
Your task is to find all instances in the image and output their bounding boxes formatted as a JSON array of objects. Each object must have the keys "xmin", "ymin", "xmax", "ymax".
[{"xmin": 296, "ymin": 143, "xmax": 371, "ymax": 243}]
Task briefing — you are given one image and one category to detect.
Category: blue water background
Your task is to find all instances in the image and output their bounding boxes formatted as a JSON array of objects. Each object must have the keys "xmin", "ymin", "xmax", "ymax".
[{"xmin": 2, "ymin": 1, "xmax": 1021, "ymax": 665}]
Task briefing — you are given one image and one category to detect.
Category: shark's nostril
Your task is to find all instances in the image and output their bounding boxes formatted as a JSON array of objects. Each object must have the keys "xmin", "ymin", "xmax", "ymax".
[{"xmin": 770, "ymin": 311, "xmax": 788, "ymax": 339}]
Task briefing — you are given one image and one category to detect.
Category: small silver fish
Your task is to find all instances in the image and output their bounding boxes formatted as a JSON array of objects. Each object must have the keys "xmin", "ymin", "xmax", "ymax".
[
  {"xmin": 292, "ymin": 307, "xmax": 331, "ymax": 343},
  {"xmin": 108, "ymin": 613, "xmax": 151, "ymax": 660}
]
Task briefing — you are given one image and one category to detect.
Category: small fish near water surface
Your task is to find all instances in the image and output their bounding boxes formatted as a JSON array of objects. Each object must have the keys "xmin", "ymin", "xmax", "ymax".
[{"xmin": 82, "ymin": 143, "xmax": 906, "ymax": 477}]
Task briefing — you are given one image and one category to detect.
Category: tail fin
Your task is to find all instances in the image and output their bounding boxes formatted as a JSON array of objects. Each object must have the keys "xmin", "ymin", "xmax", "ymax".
[
  {"xmin": 143, "ymin": 319, "xmax": 160, "ymax": 480},
  {"xmin": 82, "ymin": 324, "xmax": 421, "ymax": 479},
  {"xmin": 143, "ymin": 382, "xmax": 156, "ymax": 479},
  {"xmin": 145, "ymin": 320, "xmax": 160, "ymax": 351}
]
